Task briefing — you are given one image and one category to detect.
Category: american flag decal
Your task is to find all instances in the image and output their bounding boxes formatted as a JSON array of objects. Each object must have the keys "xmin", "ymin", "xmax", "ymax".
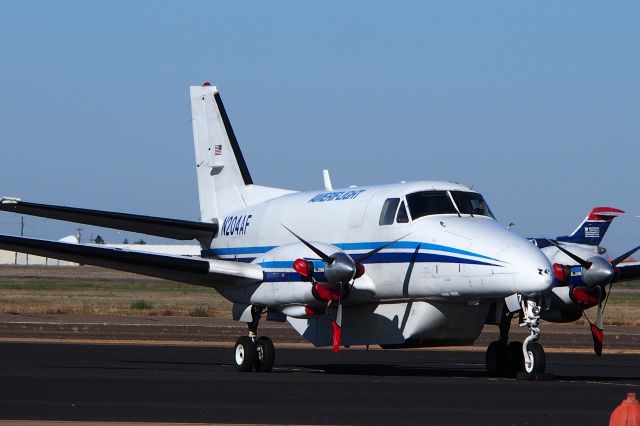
[
  {"xmin": 584, "ymin": 226, "xmax": 600, "ymax": 238},
  {"xmin": 214, "ymin": 145, "xmax": 222, "ymax": 156}
]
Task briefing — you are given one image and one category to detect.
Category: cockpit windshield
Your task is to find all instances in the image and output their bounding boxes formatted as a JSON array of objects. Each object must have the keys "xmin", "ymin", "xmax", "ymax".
[
  {"xmin": 404, "ymin": 190, "xmax": 495, "ymax": 220},
  {"xmin": 406, "ymin": 191, "xmax": 458, "ymax": 220},
  {"xmin": 450, "ymin": 191, "xmax": 494, "ymax": 218}
]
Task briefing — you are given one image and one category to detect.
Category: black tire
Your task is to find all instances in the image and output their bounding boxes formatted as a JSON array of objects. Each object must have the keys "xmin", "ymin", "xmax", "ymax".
[
  {"xmin": 524, "ymin": 342, "xmax": 545, "ymax": 377},
  {"xmin": 506, "ymin": 341, "xmax": 524, "ymax": 374},
  {"xmin": 254, "ymin": 336, "xmax": 275, "ymax": 372},
  {"xmin": 485, "ymin": 341, "xmax": 507, "ymax": 375},
  {"xmin": 234, "ymin": 336, "xmax": 257, "ymax": 372}
]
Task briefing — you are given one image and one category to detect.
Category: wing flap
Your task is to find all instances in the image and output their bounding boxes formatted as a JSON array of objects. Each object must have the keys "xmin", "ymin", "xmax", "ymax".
[
  {"xmin": 0, "ymin": 235, "xmax": 262, "ymax": 288},
  {"xmin": 0, "ymin": 198, "xmax": 217, "ymax": 244}
]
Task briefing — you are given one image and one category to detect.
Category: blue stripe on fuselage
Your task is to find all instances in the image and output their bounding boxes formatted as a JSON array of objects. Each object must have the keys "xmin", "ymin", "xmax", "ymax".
[
  {"xmin": 258, "ymin": 252, "xmax": 501, "ymax": 282},
  {"xmin": 204, "ymin": 241, "xmax": 503, "ymax": 263}
]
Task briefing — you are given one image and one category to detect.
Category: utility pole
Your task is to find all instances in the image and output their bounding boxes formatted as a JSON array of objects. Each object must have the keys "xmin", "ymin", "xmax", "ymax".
[{"xmin": 16, "ymin": 216, "xmax": 25, "ymax": 265}]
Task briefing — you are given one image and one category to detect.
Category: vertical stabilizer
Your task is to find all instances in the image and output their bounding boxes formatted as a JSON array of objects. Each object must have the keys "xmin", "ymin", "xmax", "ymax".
[
  {"xmin": 190, "ymin": 84, "xmax": 253, "ymax": 222},
  {"xmin": 556, "ymin": 207, "xmax": 624, "ymax": 246},
  {"xmin": 190, "ymin": 84, "xmax": 295, "ymax": 223}
]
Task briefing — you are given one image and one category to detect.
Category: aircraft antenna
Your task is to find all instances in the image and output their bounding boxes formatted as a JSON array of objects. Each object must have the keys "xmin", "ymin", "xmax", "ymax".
[{"xmin": 323, "ymin": 169, "xmax": 333, "ymax": 191}]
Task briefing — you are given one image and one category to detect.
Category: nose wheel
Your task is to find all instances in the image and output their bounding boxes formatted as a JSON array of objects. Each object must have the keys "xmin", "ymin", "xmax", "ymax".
[
  {"xmin": 233, "ymin": 306, "xmax": 276, "ymax": 373},
  {"xmin": 485, "ymin": 297, "xmax": 546, "ymax": 379}
]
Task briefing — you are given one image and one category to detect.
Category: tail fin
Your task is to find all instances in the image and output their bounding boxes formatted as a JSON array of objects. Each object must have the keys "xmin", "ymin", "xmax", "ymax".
[
  {"xmin": 190, "ymin": 83, "xmax": 292, "ymax": 222},
  {"xmin": 556, "ymin": 207, "xmax": 624, "ymax": 246}
]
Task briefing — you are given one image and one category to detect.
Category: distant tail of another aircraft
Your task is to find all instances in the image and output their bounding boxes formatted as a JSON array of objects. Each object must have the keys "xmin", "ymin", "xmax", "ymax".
[
  {"xmin": 556, "ymin": 207, "xmax": 624, "ymax": 246},
  {"xmin": 190, "ymin": 84, "xmax": 293, "ymax": 222}
]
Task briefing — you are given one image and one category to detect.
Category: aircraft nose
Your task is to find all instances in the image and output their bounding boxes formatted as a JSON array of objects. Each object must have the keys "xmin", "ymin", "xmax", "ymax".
[{"xmin": 500, "ymin": 243, "xmax": 553, "ymax": 296}]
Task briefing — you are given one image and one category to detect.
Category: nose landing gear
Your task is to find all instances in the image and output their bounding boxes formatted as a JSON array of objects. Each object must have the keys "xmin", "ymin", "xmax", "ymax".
[
  {"xmin": 520, "ymin": 297, "xmax": 545, "ymax": 377},
  {"xmin": 233, "ymin": 306, "xmax": 275, "ymax": 373},
  {"xmin": 485, "ymin": 297, "xmax": 546, "ymax": 379}
]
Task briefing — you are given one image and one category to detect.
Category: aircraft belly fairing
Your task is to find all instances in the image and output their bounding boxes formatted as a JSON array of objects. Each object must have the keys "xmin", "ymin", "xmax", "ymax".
[{"xmin": 288, "ymin": 301, "xmax": 490, "ymax": 347}]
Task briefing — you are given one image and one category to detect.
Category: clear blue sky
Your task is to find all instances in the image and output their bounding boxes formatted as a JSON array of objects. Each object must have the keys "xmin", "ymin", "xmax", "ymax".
[{"xmin": 0, "ymin": 1, "xmax": 638, "ymax": 254}]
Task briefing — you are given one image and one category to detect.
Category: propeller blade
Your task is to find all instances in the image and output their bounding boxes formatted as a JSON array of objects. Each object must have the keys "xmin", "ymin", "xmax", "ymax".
[
  {"xmin": 545, "ymin": 239, "xmax": 592, "ymax": 269},
  {"xmin": 590, "ymin": 287, "xmax": 605, "ymax": 356},
  {"xmin": 282, "ymin": 225, "xmax": 334, "ymax": 264},
  {"xmin": 330, "ymin": 319, "xmax": 342, "ymax": 353},
  {"xmin": 354, "ymin": 234, "xmax": 411, "ymax": 264},
  {"xmin": 611, "ymin": 244, "xmax": 640, "ymax": 267},
  {"xmin": 590, "ymin": 323, "xmax": 603, "ymax": 356}
]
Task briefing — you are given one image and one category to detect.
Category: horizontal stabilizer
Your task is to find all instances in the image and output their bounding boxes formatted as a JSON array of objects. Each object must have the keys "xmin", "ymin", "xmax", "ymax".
[
  {"xmin": 0, "ymin": 198, "xmax": 217, "ymax": 245},
  {"xmin": 0, "ymin": 234, "xmax": 263, "ymax": 288}
]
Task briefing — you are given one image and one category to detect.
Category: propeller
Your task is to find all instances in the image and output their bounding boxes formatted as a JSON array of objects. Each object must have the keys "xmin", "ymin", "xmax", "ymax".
[
  {"xmin": 283, "ymin": 225, "xmax": 409, "ymax": 352},
  {"xmin": 546, "ymin": 239, "xmax": 640, "ymax": 355},
  {"xmin": 283, "ymin": 224, "xmax": 408, "ymax": 285}
]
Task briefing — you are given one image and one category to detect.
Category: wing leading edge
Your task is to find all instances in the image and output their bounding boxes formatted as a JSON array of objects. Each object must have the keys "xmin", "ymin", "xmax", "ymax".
[
  {"xmin": 0, "ymin": 198, "xmax": 217, "ymax": 245},
  {"xmin": 0, "ymin": 235, "xmax": 263, "ymax": 288}
]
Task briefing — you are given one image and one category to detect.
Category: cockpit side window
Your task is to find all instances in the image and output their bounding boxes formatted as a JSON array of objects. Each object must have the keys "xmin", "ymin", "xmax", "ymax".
[
  {"xmin": 396, "ymin": 201, "xmax": 409, "ymax": 223},
  {"xmin": 406, "ymin": 191, "xmax": 458, "ymax": 220},
  {"xmin": 379, "ymin": 198, "xmax": 400, "ymax": 225},
  {"xmin": 450, "ymin": 191, "xmax": 494, "ymax": 218}
]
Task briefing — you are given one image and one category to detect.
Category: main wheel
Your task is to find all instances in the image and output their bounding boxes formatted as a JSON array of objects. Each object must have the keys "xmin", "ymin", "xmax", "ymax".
[
  {"xmin": 486, "ymin": 341, "xmax": 507, "ymax": 375},
  {"xmin": 524, "ymin": 342, "xmax": 545, "ymax": 377},
  {"xmin": 234, "ymin": 336, "xmax": 257, "ymax": 372},
  {"xmin": 506, "ymin": 341, "xmax": 524, "ymax": 375},
  {"xmin": 254, "ymin": 336, "xmax": 275, "ymax": 372}
]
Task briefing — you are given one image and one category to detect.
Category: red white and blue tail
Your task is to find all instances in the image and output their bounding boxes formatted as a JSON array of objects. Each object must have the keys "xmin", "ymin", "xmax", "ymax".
[{"xmin": 556, "ymin": 207, "xmax": 624, "ymax": 246}]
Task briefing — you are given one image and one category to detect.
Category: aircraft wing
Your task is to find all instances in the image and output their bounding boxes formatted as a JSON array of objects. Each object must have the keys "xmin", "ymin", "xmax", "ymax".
[
  {"xmin": 616, "ymin": 262, "xmax": 640, "ymax": 283},
  {"xmin": 0, "ymin": 198, "xmax": 217, "ymax": 244},
  {"xmin": 0, "ymin": 235, "xmax": 263, "ymax": 288}
]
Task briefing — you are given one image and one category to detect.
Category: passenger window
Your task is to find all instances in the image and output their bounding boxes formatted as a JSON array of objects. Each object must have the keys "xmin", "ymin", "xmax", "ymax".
[
  {"xmin": 379, "ymin": 198, "xmax": 400, "ymax": 225},
  {"xmin": 396, "ymin": 201, "xmax": 409, "ymax": 223}
]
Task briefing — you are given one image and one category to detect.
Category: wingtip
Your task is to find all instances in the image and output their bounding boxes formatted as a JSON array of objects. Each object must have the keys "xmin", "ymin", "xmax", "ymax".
[{"xmin": 0, "ymin": 197, "xmax": 20, "ymax": 205}]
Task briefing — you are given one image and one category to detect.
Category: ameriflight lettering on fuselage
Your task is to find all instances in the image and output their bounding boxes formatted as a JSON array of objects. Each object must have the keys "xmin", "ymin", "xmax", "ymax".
[
  {"xmin": 222, "ymin": 214, "xmax": 252, "ymax": 236},
  {"xmin": 308, "ymin": 189, "xmax": 366, "ymax": 203}
]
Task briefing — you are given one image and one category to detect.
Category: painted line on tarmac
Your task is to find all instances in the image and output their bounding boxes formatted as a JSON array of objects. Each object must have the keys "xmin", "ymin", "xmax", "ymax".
[{"xmin": 1, "ymin": 336, "xmax": 638, "ymax": 354}]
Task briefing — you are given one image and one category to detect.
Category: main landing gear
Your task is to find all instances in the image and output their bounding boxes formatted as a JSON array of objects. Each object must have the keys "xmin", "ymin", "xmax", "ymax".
[
  {"xmin": 234, "ymin": 306, "xmax": 275, "ymax": 372},
  {"xmin": 486, "ymin": 296, "xmax": 546, "ymax": 379}
]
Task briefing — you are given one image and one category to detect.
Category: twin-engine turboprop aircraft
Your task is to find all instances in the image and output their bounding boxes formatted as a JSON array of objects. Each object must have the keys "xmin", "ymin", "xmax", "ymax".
[
  {"xmin": 527, "ymin": 208, "xmax": 640, "ymax": 357},
  {"xmin": 0, "ymin": 84, "xmax": 637, "ymax": 378}
]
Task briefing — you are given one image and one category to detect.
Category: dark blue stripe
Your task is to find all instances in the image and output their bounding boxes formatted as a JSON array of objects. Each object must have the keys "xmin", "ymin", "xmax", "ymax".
[
  {"xmin": 362, "ymin": 252, "xmax": 496, "ymax": 266},
  {"xmin": 261, "ymin": 252, "xmax": 500, "ymax": 282},
  {"xmin": 334, "ymin": 241, "xmax": 501, "ymax": 262},
  {"xmin": 264, "ymin": 271, "xmax": 328, "ymax": 282}
]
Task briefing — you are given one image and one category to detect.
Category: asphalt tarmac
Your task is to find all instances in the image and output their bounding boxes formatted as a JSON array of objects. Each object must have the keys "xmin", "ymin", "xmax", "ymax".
[{"xmin": 0, "ymin": 342, "xmax": 638, "ymax": 425}]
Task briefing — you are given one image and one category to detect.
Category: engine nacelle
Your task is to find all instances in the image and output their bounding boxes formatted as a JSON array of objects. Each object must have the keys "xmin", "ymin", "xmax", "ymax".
[{"xmin": 540, "ymin": 286, "xmax": 602, "ymax": 323}]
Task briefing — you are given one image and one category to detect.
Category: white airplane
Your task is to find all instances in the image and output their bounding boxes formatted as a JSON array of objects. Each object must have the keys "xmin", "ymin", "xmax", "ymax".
[{"xmin": 0, "ymin": 84, "xmax": 636, "ymax": 378}]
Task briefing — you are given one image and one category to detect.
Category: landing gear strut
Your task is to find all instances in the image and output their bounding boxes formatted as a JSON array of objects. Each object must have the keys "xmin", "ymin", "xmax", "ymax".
[
  {"xmin": 234, "ymin": 306, "xmax": 275, "ymax": 372},
  {"xmin": 485, "ymin": 297, "xmax": 546, "ymax": 378},
  {"xmin": 520, "ymin": 297, "xmax": 545, "ymax": 377}
]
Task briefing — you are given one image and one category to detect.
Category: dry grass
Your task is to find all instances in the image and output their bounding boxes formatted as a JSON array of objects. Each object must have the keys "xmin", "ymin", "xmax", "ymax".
[
  {"xmin": 0, "ymin": 266, "xmax": 232, "ymax": 317},
  {"xmin": 0, "ymin": 266, "xmax": 639, "ymax": 324}
]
